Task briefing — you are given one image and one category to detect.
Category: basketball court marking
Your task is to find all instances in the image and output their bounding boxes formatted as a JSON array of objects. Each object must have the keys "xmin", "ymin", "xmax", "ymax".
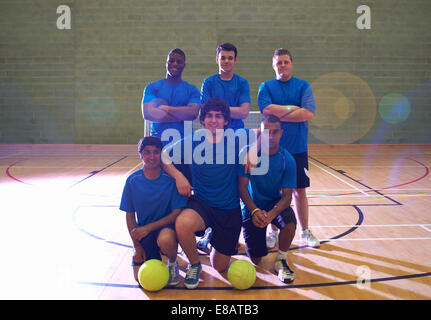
[
  {"xmin": 69, "ymin": 151, "xmax": 430, "ymax": 293},
  {"xmin": 1, "ymin": 146, "xmax": 430, "ymax": 298}
]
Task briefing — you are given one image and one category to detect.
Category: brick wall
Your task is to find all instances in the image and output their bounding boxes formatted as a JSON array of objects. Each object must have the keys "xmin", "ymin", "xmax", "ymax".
[{"xmin": 1, "ymin": 0, "xmax": 430, "ymax": 144}]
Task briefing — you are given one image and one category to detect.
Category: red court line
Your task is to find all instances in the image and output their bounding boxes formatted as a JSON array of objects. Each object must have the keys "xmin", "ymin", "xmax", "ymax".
[
  {"xmin": 5, "ymin": 160, "xmax": 32, "ymax": 185},
  {"xmin": 333, "ymin": 157, "xmax": 429, "ymax": 197}
]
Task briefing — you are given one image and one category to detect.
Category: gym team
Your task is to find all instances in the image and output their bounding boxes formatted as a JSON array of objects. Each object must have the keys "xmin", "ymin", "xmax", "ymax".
[{"xmin": 120, "ymin": 44, "xmax": 318, "ymax": 289}]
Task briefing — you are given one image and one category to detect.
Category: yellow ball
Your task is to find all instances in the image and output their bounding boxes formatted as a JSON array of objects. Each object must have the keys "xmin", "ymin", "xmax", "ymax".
[
  {"xmin": 227, "ymin": 260, "xmax": 256, "ymax": 290},
  {"xmin": 138, "ymin": 259, "xmax": 169, "ymax": 291}
]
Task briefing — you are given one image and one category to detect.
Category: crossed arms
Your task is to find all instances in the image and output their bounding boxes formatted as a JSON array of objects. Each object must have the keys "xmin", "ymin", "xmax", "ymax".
[
  {"xmin": 262, "ymin": 104, "xmax": 314, "ymax": 122},
  {"xmin": 142, "ymin": 97, "xmax": 200, "ymax": 123}
]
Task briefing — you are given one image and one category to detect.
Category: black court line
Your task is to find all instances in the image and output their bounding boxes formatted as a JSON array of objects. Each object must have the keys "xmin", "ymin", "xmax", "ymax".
[
  {"xmin": 72, "ymin": 204, "xmax": 364, "ymax": 252},
  {"xmin": 78, "ymin": 272, "xmax": 431, "ymax": 291},
  {"xmin": 75, "ymin": 156, "xmax": 427, "ymax": 292},
  {"xmin": 309, "ymin": 155, "xmax": 402, "ymax": 205},
  {"xmin": 69, "ymin": 156, "xmax": 128, "ymax": 188}
]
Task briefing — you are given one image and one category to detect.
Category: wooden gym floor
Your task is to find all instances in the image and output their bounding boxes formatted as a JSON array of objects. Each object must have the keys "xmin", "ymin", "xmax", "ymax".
[{"xmin": 0, "ymin": 144, "xmax": 430, "ymax": 300}]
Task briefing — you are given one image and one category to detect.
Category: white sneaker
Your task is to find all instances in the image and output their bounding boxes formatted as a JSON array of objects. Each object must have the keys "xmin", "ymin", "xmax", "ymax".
[
  {"xmin": 196, "ymin": 228, "xmax": 212, "ymax": 254},
  {"xmin": 274, "ymin": 258, "xmax": 294, "ymax": 283},
  {"xmin": 301, "ymin": 229, "xmax": 320, "ymax": 248},
  {"xmin": 266, "ymin": 230, "xmax": 279, "ymax": 249}
]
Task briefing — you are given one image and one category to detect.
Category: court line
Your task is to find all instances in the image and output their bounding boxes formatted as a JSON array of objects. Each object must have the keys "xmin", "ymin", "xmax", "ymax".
[
  {"xmin": 326, "ymin": 158, "xmax": 429, "ymax": 199},
  {"xmin": 68, "ymin": 156, "xmax": 128, "ymax": 188},
  {"xmin": 0, "ymin": 166, "xmax": 140, "ymax": 169},
  {"xmin": 71, "ymin": 204, "xmax": 364, "ymax": 251},
  {"xmin": 309, "ymin": 160, "xmax": 369, "ymax": 197},
  {"xmin": 311, "ymin": 224, "xmax": 431, "ymax": 228},
  {"xmin": 72, "ymin": 154, "xmax": 427, "ymax": 293},
  {"xmin": 420, "ymin": 225, "xmax": 431, "ymax": 233},
  {"xmin": 78, "ymin": 272, "xmax": 431, "ymax": 291},
  {"xmin": 5, "ymin": 159, "xmax": 31, "ymax": 185},
  {"xmin": 382, "ymin": 157, "xmax": 429, "ymax": 190},
  {"xmin": 310, "ymin": 156, "xmax": 403, "ymax": 205},
  {"xmin": 309, "ymin": 237, "xmax": 431, "ymax": 241},
  {"xmin": 309, "ymin": 193, "xmax": 430, "ymax": 206}
]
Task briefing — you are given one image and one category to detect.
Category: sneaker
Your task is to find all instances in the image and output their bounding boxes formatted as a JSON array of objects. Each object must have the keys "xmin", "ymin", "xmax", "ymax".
[
  {"xmin": 197, "ymin": 228, "xmax": 212, "ymax": 254},
  {"xmin": 301, "ymin": 229, "xmax": 320, "ymax": 248},
  {"xmin": 266, "ymin": 230, "xmax": 279, "ymax": 249},
  {"xmin": 274, "ymin": 258, "xmax": 294, "ymax": 283},
  {"xmin": 167, "ymin": 261, "xmax": 180, "ymax": 286},
  {"xmin": 184, "ymin": 263, "xmax": 202, "ymax": 289}
]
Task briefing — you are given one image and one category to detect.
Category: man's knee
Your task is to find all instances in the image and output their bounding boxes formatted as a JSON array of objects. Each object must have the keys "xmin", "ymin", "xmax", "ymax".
[
  {"xmin": 157, "ymin": 228, "xmax": 176, "ymax": 249},
  {"xmin": 175, "ymin": 209, "xmax": 205, "ymax": 233}
]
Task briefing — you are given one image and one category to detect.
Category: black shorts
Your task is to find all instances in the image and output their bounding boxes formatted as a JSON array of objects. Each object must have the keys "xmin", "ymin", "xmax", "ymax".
[
  {"xmin": 131, "ymin": 224, "xmax": 175, "ymax": 266},
  {"xmin": 186, "ymin": 196, "xmax": 242, "ymax": 256},
  {"xmin": 242, "ymin": 200, "xmax": 297, "ymax": 259},
  {"xmin": 292, "ymin": 152, "xmax": 310, "ymax": 188}
]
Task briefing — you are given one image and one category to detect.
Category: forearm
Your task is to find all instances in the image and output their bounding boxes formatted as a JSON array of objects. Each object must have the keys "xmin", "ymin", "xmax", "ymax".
[
  {"xmin": 267, "ymin": 190, "xmax": 293, "ymax": 220},
  {"xmin": 159, "ymin": 103, "xmax": 200, "ymax": 121},
  {"xmin": 262, "ymin": 104, "xmax": 298, "ymax": 119},
  {"xmin": 238, "ymin": 178, "xmax": 258, "ymax": 212},
  {"xmin": 141, "ymin": 208, "xmax": 182, "ymax": 233},
  {"xmin": 279, "ymin": 108, "xmax": 314, "ymax": 122},
  {"xmin": 126, "ymin": 212, "xmax": 142, "ymax": 248},
  {"xmin": 263, "ymin": 104, "xmax": 314, "ymax": 122},
  {"xmin": 143, "ymin": 102, "xmax": 178, "ymax": 122},
  {"xmin": 161, "ymin": 161, "xmax": 183, "ymax": 178},
  {"xmin": 229, "ymin": 102, "xmax": 250, "ymax": 120}
]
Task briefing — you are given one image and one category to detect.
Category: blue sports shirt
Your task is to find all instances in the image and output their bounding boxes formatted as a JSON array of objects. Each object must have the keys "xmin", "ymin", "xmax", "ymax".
[
  {"xmin": 166, "ymin": 132, "xmax": 243, "ymax": 210},
  {"xmin": 201, "ymin": 74, "xmax": 251, "ymax": 130},
  {"xmin": 143, "ymin": 79, "xmax": 200, "ymax": 139},
  {"xmin": 120, "ymin": 169, "xmax": 186, "ymax": 226},
  {"xmin": 239, "ymin": 146, "xmax": 297, "ymax": 219},
  {"xmin": 258, "ymin": 76, "xmax": 316, "ymax": 154}
]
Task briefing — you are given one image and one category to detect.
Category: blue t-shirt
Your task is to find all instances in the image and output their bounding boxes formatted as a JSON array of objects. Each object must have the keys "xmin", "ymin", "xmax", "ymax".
[
  {"xmin": 257, "ymin": 76, "xmax": 316, "ymax": 154},
  {"xmin": 239, "ymin": 146, "xmax": 297, "ymax": 219},
  {"xmin": 166, "ymin": 132, "xmax": 243, "ymax": 210},
  {"xmin": 143, "ymin": 79, "xmax": 201, "ymax": 140},
  {"xmin": 201, "ymin": 74, "xmax": 251, "ymax": 130},
  {"xmin": 119, "ymin": 169, "xmax": 186, "ymax": 227}
]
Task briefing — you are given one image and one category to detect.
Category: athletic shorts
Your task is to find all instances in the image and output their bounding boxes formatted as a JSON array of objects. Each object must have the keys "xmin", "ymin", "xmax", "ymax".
[
  {"xmin": 131, "ymin": 224, "xmax": 175, "ymax": 266},
  {"xmin": 292, "ymin": 152, "xmax": 310, "ymax": 188},
  {"xmin": 242, "ymin": 200, "xmax": 297, "ymax": 259},
  {"xmin": 186, "ymin": 196, "xmax": 242, "ymax": 256}
]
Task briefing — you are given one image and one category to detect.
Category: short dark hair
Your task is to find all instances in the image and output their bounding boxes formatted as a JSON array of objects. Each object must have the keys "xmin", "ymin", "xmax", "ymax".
[
  {"xmin": 216, "ymin": 43, "xmax": 237, "ymax": 58},
  {"xmin": 262, "ymin": 114, "xmax": 281, "ymax": 125},
  {"xmin": 168, "ymin": 48, "xmax": 186, "ymax": 61},
  {"xmin": 273, "ymin": 48, "xmax": 293, "ymax": 62},
  {"xmin": 199, "ymin": 97, "xmax": 231, "ymax": 125},
  {"xmin": 138, "ymin": 136, "xmax": 163, "ymax": 159}
]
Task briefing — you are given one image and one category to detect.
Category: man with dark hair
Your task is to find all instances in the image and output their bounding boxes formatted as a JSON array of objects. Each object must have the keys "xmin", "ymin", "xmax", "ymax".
[
  {"xmin": 200, "ymin": 43, "xmax": 250, "ymax": 131},
  {"xmin": 120, "ymin": 136, "xmax": 186, "ymax": 287},
  {"xmin": 197, "ymin": 43, "xmax": 251, "ymax": 253},
  {"xmin": 238, "ymin": 115, "xmax": 297, "ymax": 283},
  {"xmin": 142, "ymin": 48, "xmax": 201, "ymax": 183},
  {"xmin": 257, "ymin": 48, "xmax": 320, "ymax": 248},
  {"xmin": 162, "ymin": 97, "xmax": 243, "ymax": 289}
]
